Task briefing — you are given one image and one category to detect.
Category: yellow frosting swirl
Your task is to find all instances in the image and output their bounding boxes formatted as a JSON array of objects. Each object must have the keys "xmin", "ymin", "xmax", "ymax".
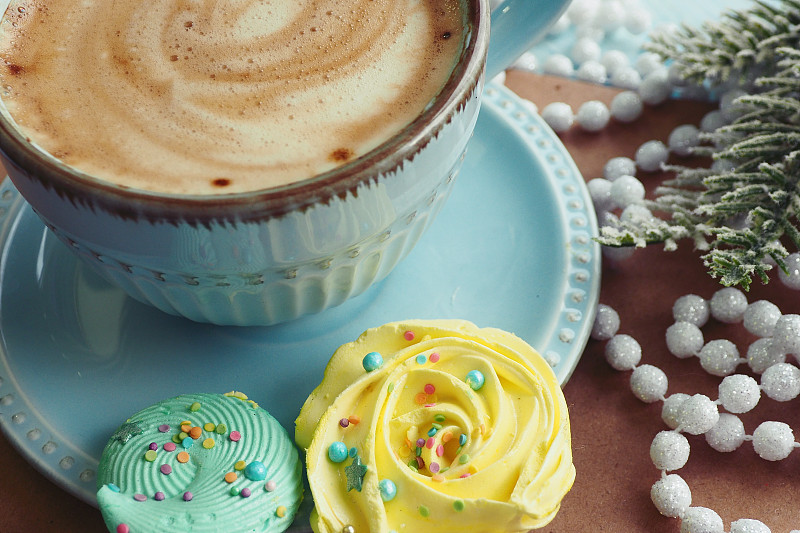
[{"xmin": 295, "ymin": 320, "xmax": 575, "ymax": 532}]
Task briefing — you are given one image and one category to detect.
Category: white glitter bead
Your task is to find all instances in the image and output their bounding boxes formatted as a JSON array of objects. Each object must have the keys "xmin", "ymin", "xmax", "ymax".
[
  {"xmin": 760, "ymin": 362, "xmax": 800, "ymax": 402},
  {"xmin": 591, "ymin": 303, "xmax": 620, "ymax": 340},
  {"xmin": 511, "ymin": 51, "xmax": 537, "ymax": 73},
  {"xmin": 672, "ymin": 294, "xmax": 710, "ymax": 327},
  {"xmin": 639, "ymin": 69, "xmax": 672, "ymax": 105},
  {"xmin": 542, "ymin": 54, "xmax": 575, "ymax": 78},
  {"xmin": 605, "ymin": 334, "xmax": 642, "ymax": 370},
  {"xmin": 541, "ymin": 102, "xmax": 574, "ymax": 133},
  {"xmin": 666, "ymin": 321, "xmax": 704, "ymax": 359},
  {"xmin": 600, "ymin": 50, "xmax": 629, "ymax": 76},
  {"xmin": 620, "ymin": 204, "xmax": 655, "ymax": 224},
  {"xmin": 630, "ymin": 364, "xmax": 668, "ymax": 403},
  {"xmin": 610, "ymin": 67, "xmax": 643, "ymax": 91},
  {"xmin": 635, "ymin": 140, "xmax": 669, "ymax": 172},
  {"xmin": 662, "ymin": 393, "xmax": 690, "ymax": 429},
  {"xmin": 730, "ymin": 518, "xmax": 771, "ymax": 533},
  {"xmin": 742, "ymin": 300, "xmax": 781, "ymax": 337},
  {"xmin": 576, "ymin": 100, "xmax": 611, "ymax": 131},
  {"xmin": 594, "ymin": 0, "xmax": 626, "ymax": 30},
  {"xmin": 746, "ymin": 338, "xmax": 786, "ymax": 374},
  {"xmin": 718, "ymin": 374, "xmax": 760, "ymax": 413},
  {"xmin": 635, "ymin": 52, "xmax": 663, "ymax": 77},
  {"xmin": 624, "ymin": 6, "xmax": 652, "ymax": 34},
  {"xmin": 576, "ymin": 61, "xmax": 608, "ymax": 85},
  {"xmin": 547, "ymin": 14, "xmax": 571, "ymax": 36},
  {"xmin": 603, "ymin": 156, "xmax": 637, "ymax": 181},
  {"xmin": 668, "ymin": 124, "xmax": 700, "ymax": 157},
  {"xmin": 650, "ymin": 430, "xmax": 690, "ymax": 471},
  {"xmin": 571, "ymin": 37, "xmax": 602, "ymax": 65},
  {"xmin": 700, "ymin": 109, "xmax": 728, "ymax": 133},
  {"xmin": 680, "ymin": 507, "xmax": 724, "ymax": 533},
  {"xmin": 720, "ymin": 88, "xmax": 749, "ymax": 122},
  {"xmin": 709, "ymin": 287, "xmax": 748, "ymax": 323},
  {"xmin": 588, "ymin": 178, "xmax": 615, "ymax": 212},
  {"xmin": 698, "ymin": 339, "xmax": 741, "ymax": 377},
  {"xmin": 677, "ymin": 394, "xmax": 719, "ymax": 435},
  {"xmin": 752, "ymin": 421, "xmax": 795, "ymax": 461},
  {"xmin": 778, "ymin": 252, "xmax": 800, "ymax": 289},
  {"xmin": 565, "ymin": 0, "xmax": 598, "ymax": 26},
  {"xmin": 705, "ymin": 413, "xmax": 746, "ymax": 452},
  {"xmin": 771, "ymin": 314, "xmax": 800, "ymax": 355},
  {"xmin": 610, "ymin": 90, "xmax": 643, "ymax": 122},
  {"xmin": 575, "ymin": 25, "xmax": 605, "ymax": 43},
  {"xmin": 651, "ymin": 474, "xmax": 691, "ymax": 518},
  {"xmin": 610, "ymin": 175, "xmax": 645, "ymax": 208}
]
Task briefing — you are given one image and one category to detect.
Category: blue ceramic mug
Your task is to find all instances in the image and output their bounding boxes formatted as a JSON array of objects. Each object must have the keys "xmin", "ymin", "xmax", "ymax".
[{"xmin": 0, "ymin": 0, "xmax": 569, "ymax": 326}]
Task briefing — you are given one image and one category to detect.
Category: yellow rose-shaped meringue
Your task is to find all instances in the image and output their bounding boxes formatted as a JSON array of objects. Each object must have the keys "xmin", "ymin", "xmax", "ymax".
[{"xmin": 295, "ymin": 320, "xmax": 574, "ymax": 533}]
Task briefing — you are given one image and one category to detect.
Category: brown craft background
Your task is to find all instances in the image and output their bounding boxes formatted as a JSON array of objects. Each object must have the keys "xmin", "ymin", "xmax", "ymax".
[{"xmin": 1, "ymin": 71, "xmax": 799, "ymax": 532}]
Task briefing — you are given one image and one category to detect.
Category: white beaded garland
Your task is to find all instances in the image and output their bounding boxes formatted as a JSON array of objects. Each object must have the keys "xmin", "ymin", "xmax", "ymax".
[
  {"xmin": 771, "ymin": 313, "xmax": 800, "ymax": 355},
  {"xmin": 651, "ymin": 474, "xmax": 692, "ymax": 518},
  {"xmin": 571, "ymin": 36, "xmax": 602, "ymax": 65},
  {"xmin": 610, "ymin": 90, "xmax": 644, "ymax": 123},
  {"xmin": 609, "ymin": 174, "xmax": 645, "ymax": 208},
  {"xmin": 704, "ymin": 413, "xmax": 746, "ymax": 453},
  {"xmin": 634, "ymin": 52, "xmax": 664, "ymax": 77},
  {"xmin": 730, "ymin": 519, "xmax": 771, "ymax": 533},
  {"xmin": 665, "ymin": 321, "xmax": 704, "ymax": 359},
  {"xmin": 672, "ymin": 294, "xmax": 710, "ymax": 327},
  {"xmin": 760, "ymin": 362, "xmax": 800, "ymax": 402},
  {"xmin": 680, "ymin": 507, "xmax": 724, "ymax": 533},
  {"xmin": 591, "ymin": 303, "xmax": 620, "ymax": 340},
  {"xmin": 742, "ymin": 300, "xmax": 781, "ymax": 337},
  {"xmin": 610, "ymin": 67, "xmax": 643, "ymax": 91},
  {"xmin": 576, "ymin": 61, "xmax": 608, "ymax": 85},
  {"xmin": 604, "ymin": 334, "xmax": 642, "ymax": 370},
  {"xmin": 624, "ymin": 6, "xmax": 652, "ymax": 34},
  {"xmin": 650, "ymin": 430, "xmax": 690, "ymax": 471},
  {"xmin": 587, "ymin": 178, "xmax": 615, "ymax": 212},
  {"xmin": 709, "ymin": 287, "xmax": 748, "ymax": 323},
  {"xmin": 676, "ymin": 394, "xmax": 719, "ymax": 435},
  {"xmin": 630, "ymin": 364, "xmax": 668, "ymax": 403},
  {"xmin": 542, "ymin": 53, "xmax": 575, "ymax": 78},
  {"xmin": 661, "ymin": 393, "xmax": 691, "ymax": 430},
  {"xmin": 667, "ymin": 124, "xmax": 700, "ymax": 157},
  {"xmin": 746, "ymin": 338, "xmax": 786, "ymax": 374},
  {"xmin": 638, "ymin": 69, "xmax": 672, "ymax": 106},
  {"xmin": 576, "ymin": 100, "xmax": 611, "ymax": 131},
  {"xmin": 700, "ymin": 109, "xmax": 728, "ymax": 133},
  {"xmin": 600, "ymin": 49, "xmax": 629, "ymax": 76},
  {"xmin": 697, "ymin": 339, "xmax": 741, "ymax": 377},
  {"xmin": 751, "ymin": 421, "xmax": 795, "ymax": 461},
  {"xmin": 603, "ymin": 156, "xmax": 637, "ymax": 181},
  {"xmin": 635, "ymin": 140, "xmax": 669, "ymax": 172},
  {"xmin": 778, "ymin": 252, "xmax": 800, "ymax": 290},
  {"xmin": 717, "ymin": 374, "xmax": 760, "ymax": 414},
  {"xmin": 541, "ymin": 102, "xmax": 574, "ymax": 133}
]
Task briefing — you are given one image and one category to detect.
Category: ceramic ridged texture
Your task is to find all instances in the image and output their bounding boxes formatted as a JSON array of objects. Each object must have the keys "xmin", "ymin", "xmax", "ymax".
[
  {"xmin": 96, "ymin": 393, "xmax": 303, "ymax": 533},
  {"xmin": 295, "ymin": 320, "xmax": 575, "ymax": 533}
]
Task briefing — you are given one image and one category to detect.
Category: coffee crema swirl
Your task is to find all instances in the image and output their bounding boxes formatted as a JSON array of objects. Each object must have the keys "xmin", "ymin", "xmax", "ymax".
[{"xmin": 0, "ymin": 0, "xmax": 464, "ymax": 194}]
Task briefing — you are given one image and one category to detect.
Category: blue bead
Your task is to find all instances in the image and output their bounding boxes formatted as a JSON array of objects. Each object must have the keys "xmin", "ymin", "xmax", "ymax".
[
  {"xmin": 362, "ymin": 352, "xmax": 384, "ymax": 372},
  {"xmin": 459, "ymin": 433, "xmax": 467, "ymax": 446},
  {"xmin": 328, "ymin": 441, "xmax": 349, "ymax": 463},
  {"xmin": 465, "ymin": 370, "xmax": 485, "ymax": 391},
  {"xmin": 244, "ymin": 460, "xmax": 267, "ymax": 481},
  {"xmin": 379, "ymin": 479, "xmax": 397, "ymax": 502}
]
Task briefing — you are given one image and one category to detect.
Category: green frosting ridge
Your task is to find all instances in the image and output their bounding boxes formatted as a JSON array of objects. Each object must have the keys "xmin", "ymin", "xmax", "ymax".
[{"xmin": 96, "ymin": 392, "xmax": 303, "ymax": 533}]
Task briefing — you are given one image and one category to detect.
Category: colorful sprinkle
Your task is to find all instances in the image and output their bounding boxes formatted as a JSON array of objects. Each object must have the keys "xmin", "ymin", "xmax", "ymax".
[
  {"xmin": 348, "ymin": 415, "xmax": 361, "ymax": 425},
  {"xmin": 178, "ymin": 431, "xmax": 189, "ymax": 441},
  {"xmin": 144, "ymin": 450, "xmax": 157, "ymax": 462},
  {"xmin": 424, "ymin": 384, "xmax": 436, "ymax": 395},
  {"xmin": 116, "ymin": 525, "xmax": 130, "ymax": 533},
  {"xmin": 453, "ymin": 499, "xmax": 465, "ymax": 512},
  {"xmin": 229, "ymin": 487, "xmax": 240, "ymax": 496},
  {"xmin": 415, "ymin": 456, "xmax": 425, "ymax": 469},
  {"xmin": 458, "ymin": 454, "xmax": 470, "ymax": 464},
  {"xmin": 415, "ymin": 354, "xmax": 427, "ymax": 365},
  {"xmin": 177, "ymin": 451, "xmax": 190, "ymax": 463},
  {"xmin": 182, "ymin": 437, "xmax": 194, "ymax": 449},
  {"xmin": 415, "ymin": 446, "xmax": 422, "ymax": 457},
  {"xmin": 427, "ymin": 427, "xmax": 438, "ymax": 437},
  {"xmin": 339, "ymin": 418, "xmax": 350, "ymax": 428},
  {"xmin": 245, "ymin": 461, "xmax": 267, "ymax": 481},
  {"xmin": 172, "ymin": 434, "xmax": 182, "ymax": 444},
  {"xmin": 432, "ymin": 473, "xmax": 445, "ymax": 482},
  {"xmin": 160, "ymin": 464, "xmax": 172, "ymax": 475},
  {"xmin": 133, "ymin": 494, "xmax": 147, "ymax": 502},
  {"xmin": 459, "ymin": 433, "xmax": 467, "ymax": 446},
  {"xmin": 235, "ymin": 460, "xmax": 247, "ymax": 470},
  {"xmin": 429, "ymin": 462, "xmax": 440, "ymax": 473},
  {"xmin": 465, "ymin": 370, "xmax": 485, "ymax": 391},
  {"xmin": 189, "ymin": 426, "xmax": 202, "ymax": 439},
  {"xmin": 163, "ymin": 442, "xmax": 176, "ymax": 452},
  {"xmin": 414, "ymin": 393, "xmax": 428, "ymax": 405},
  {"xmin": 426, "ymin": 437, "xmax": 435, "ymax": 449},
  {"xmin": 436, "ymin": 444, "xmax": 444, "ymax": 457},
  {"xmin": 433, "ymin": 414, "xmax": 446, "ymax": 423},
  {"xmin": 148, "ymin": 442, "xmax": 158, "ymax": 451},
  {"xmin": 154, "ymin": 492, "xmax": 165, "ymax": 501},
  {"xmin": 224, "ymin": 472, "xmax": 238, "ymax": 483},
  {"xmin": 229, "ymin": 430, "xmax": 241, "ymax": 442},
  {"xmin": 190, "ymin": 402, "xmax": 201, "ymax": 412},
  {"xmin": 215, "ymin": 424, "xmax": 227, "ymax": 434},
  {"xmin": 111, "ymin": 422, "xmax": 143, "ymax": 444},
  {"xmin": 180, "ymin": 423, "xmax": 192, "ymax": 433},
  {"xmin": 328, "ymin": 441, "xmax": 348, "ymax": 463},
  {"xmin": 345, "ymin": 455, "xmax": 368, "ymax": 492},
  {"xmin": 416, "ymin": 438, "xmax": 426, "ymax": 448},
  {"xmin": 418, "ymin": 505, "xmax": 430, "ymax": 517},
  {"xmin": 429, "ymin": 352, "xmax": 440, "ymax": 363},
  {"xmin": 349, "ymin": 447, "xmax": 358, "ymax": 458},
  {"xmin": 183, "ymin": 491, "xmax": 193, "ymax": 501},
  {"xmin": 460, "ymin": 473, "xmax": 471, "ymax": 478},
  {"xmin": 468, "ymin": 464, "xmax": 478, "ymax": 474},
  {"xmin": 158, "ymin": 424, "xmax": 170, "ymax": 433},
  {"xmin": 379, "ymin": 479, "xmax": 397, "ymax": 501},
  {"xmin": 265, "ymin": 480, "xmax": 277, "ymax": 492},
  {"xmin": 276, "ymin": 506, "xmax": 287, "ymax": 518},
  {"xmin": 404, "ymin": 330, "xmax": 415, "ymax": 341},
  {"xmin": 108, "ymin": 484, "xmax": 121, "ymax": 493},
  {"xmin": 442, "ymin": 431, "xmax": 453, "ymax": 443},
  {"xmin": 362, "ymin": 351, "xmax": 384, "ymax": 372},
  {"xmin": 204, "ymin": 422, "xmax": 216, "ymax": 432},
  {"xmin": 203, "ymin": 438, "xmax": 215, "ymax": 449},
  {"xmin": 240, "ymin": 488, "xmax": 252, "ymax": 498}
]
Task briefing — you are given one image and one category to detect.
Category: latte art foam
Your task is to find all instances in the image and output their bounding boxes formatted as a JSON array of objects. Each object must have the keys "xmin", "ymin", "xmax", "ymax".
[{"xmin": 0, "ymin": 0, "xmax": 464, "ymax": 194}]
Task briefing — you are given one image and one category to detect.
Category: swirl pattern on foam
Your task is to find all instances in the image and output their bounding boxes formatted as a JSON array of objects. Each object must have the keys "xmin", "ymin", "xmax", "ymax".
[
  {"xmin": 0, "ymin": 0, "xmax": 464, "ymax": 194},
  {"xmin": 295, "ymin": 320, "xmax": 575, "ymax": 533},
  {"xmin": 96, "ymin": 392, "xmax": 303, "ymax": 533}
]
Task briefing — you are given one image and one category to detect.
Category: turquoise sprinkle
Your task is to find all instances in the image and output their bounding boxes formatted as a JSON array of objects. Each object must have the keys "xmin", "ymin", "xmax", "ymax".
[
  {"xmin": 459, "ymin": 433, "xmax": 468, "ymax": 446},
  {"xmin": 416, "ymin": 354, "xmax": 427, "ymax": 365},
  {"xmin": 427, "ymin": 427, "xmax": 438, "ymax": 437}
]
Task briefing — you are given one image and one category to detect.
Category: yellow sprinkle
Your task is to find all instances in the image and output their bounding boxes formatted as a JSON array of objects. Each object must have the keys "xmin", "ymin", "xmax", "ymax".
[
  {"xmin": 203, "ymin": 438, "xmax": 215, "ymax": 449},
  {"xmin": 479, "ymin": 423, "xmax": 485, "ymax": 434},
  {"xmin": 144, "ymin": 450, "xmax": 157, "ymax": 462},
  {"xmin": 468, "ymin": 464, "xmax": 478, "ymax": 474},
  {"xmin": 235, "ymin": 460, "xmax": 246, "ymax": 471},
  {"xmin": 484, "ymin": 427, "xmax": 493, "ymax": 439},
  {"xmin": 204, "ymin": 422, "xmax": 216, "ymax": 432},
  {"xmin": 276, "ymin": 506, "xmax": 287, "ymax": 518},
  {"xmin": 398, "ymin": 445, "xmax": 411, "ymax": 458}
]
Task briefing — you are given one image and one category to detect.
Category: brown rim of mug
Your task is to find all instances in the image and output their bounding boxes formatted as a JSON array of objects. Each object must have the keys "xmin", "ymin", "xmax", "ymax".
[{"xmin": 0, "ymin": 0, "xmax": 487, "ymax": 226}]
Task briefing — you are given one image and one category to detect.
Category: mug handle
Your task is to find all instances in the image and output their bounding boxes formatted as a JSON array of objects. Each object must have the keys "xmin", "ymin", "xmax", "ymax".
[{"xmin": 486, "ymin": 0, "xmax": 572, "ymax": 79}]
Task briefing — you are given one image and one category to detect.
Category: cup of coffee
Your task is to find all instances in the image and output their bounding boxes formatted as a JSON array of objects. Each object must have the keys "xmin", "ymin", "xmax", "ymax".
[{"xmin": 0, "ymin": 0, "xmax": 568, "ymax": 326}]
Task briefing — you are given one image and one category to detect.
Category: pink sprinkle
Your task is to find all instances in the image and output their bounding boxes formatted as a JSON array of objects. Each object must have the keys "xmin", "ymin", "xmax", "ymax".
[
  {"xmin": 183, "ymin": 491, "xmax": 193, "ymax": 501},
  {"xmin": 163, "ymin": 442, "xmax": 177, "ymax": 452},
  {"xmin": 436, "ymin": 444, "xmax": 444, "ymax": 457},
  {"xmin": 265, "ymin": 480, "xmax": 277, "ymax": 492},
  {"xmin": 424, "ymin": 403, "xmax": 437, "ymax": 408},
  {"xmin": 424, "ymin": 384, "xmax": 435, "ymax": 395},
  {"xmin": 426, "ymin": 437, "xmax": 435, "ymax": 449},
  {"xmin": 404, "ymin": 330, "xmax": 415, "ymax": 341},
  {"xmin": 158, "ymin": 424, "xmax": 170, "ymax": 433},
  {"xmin": 230, "ymin": 431, "xmax": 241, "ymax": 442},
  {"xmin": 339, "ymin": 418, "xmax": 350, "ymax": 428},
  {"xmin": 160, "ymin": 464, "xmax": 172, "ymax": 475},
  {"xmin": 429, "ymin": 462, "xmax": 440, "ymax": 473},
  {"xmin": 429, "ymin": 352, "xmax": 440, "ymax": 363},
  {"xmin": 133, "ymin": 494, "xmax": 147, "ymax": 502},
  {"xmin": 460, "ymin": 473, "xmax": 471, "ymax": 478},
  {"xmin": 416, "ymin": 438, "xmax": 425, "ymax": 448},
  {"xmin": 241, "ymin": 487, "xmax": 252, "ymax": 498},
  {"xmin": 154, "ymin": 492, "xmax": 165, "ymax": 501},
  {"xmin": 148, "ymin": 442, "xmax": 158, "ymax": 451},
  {"xmin": 117, "ymin": 525, "xmax": 130, "ymax": 533}
]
